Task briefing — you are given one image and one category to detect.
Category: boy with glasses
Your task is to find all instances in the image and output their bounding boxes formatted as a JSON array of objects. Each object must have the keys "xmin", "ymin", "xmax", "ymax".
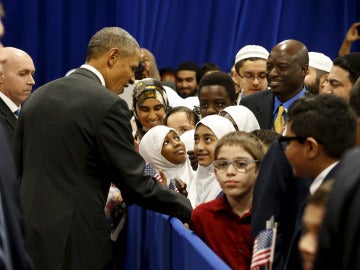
[
  {"xmin": 234, "ymin": 45, "xmax": 269, "ymax": 103},
  {"xmin": 279, "ymin": 94, "xmax": 357, "ymax": 269},
  {"xmin": 191, "ymin": 131, "xmax": 266, "ymax": 270}
]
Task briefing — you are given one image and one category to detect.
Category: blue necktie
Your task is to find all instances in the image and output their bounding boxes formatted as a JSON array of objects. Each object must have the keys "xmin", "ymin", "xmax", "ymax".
[{"xmin": 13, "ymin": 109, "xmax": 20, "ymax": 117}]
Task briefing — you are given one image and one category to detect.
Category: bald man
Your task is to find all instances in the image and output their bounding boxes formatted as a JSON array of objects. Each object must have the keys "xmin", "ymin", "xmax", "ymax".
[
  {"xmin": 240, "ymin": 39, "xmax": 309, "ymax": 131},
  {"xmin": 0, "ymin": 47, "xmax": 35, "ymax": 139}
]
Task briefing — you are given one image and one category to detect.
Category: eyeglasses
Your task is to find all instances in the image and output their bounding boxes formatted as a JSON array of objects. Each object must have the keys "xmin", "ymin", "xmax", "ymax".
[
  {"xmin": 238, "ymin": 73, "xmax": 267, "ymax": 82},
  {"xmin": 213, "ymin": 158, "xmax": 259, "ymax": 173},
  {"xmin": 278, "ymin": 135, "xmax": 323, "ymax": 151},
  {"xmin": 278, "ymin": 136, "xmax": 307, "ymax": 151}
]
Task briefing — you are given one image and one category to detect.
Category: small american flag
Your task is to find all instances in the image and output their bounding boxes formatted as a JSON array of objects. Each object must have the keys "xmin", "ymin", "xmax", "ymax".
[
  {"xmin": 144, "ymin": 163, "xmax": 163, "ymax": 183},
  {"xmin": 251, "ymin": 228, "xmax": 276, "ymax": 270}
]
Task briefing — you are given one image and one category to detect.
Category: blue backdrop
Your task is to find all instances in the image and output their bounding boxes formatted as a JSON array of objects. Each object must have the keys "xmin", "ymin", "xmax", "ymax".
[{"xmin": 2, "ymin": 0, "xmax": 359, "ymax": 88}]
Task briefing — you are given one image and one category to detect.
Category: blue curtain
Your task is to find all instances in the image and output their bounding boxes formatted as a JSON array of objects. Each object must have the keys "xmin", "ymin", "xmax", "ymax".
[{"xmin": 2, "ymin": 0, "xmax": 359, "ymax": 88}]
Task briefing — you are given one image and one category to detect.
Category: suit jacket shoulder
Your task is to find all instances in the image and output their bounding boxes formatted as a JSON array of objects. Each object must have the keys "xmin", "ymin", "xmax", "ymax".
[
  {"xmin": 0, "ymin": 98, "xmax": 17, "ymax": 140},
  {"xmin": 240, "ymin": 90, "xmax": 274, "ymax": 129}
]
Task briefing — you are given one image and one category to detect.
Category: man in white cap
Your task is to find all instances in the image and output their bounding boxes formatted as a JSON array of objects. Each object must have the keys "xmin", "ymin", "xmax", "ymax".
[
  {"xmin": 304, "ymin": 52, "xmax": 332, "ymax": 94},
  {"xmin": 234, "ymin": 45, "xmax": 269, "ymax": 103}
]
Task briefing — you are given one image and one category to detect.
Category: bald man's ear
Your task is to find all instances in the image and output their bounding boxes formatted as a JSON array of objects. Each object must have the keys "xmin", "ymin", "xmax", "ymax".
[{"xmin": 301, "ymin": 64, "xmax": 309, "ymax": 77}]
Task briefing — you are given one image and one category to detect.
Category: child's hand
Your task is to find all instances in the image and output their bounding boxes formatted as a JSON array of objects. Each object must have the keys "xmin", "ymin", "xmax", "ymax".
[
  {"xmin": 158, "ymin": 169, "xmax": 168, "ymax": 187},
  {"xmin": 175, "ymin": 178, "xmax": 188, "ymax": 197}
]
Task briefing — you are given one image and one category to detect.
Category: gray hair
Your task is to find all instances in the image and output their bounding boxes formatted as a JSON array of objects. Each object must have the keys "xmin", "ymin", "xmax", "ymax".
[{"xmin": 86, "ymin": 27, "xmax": 139, "ymax": 61}]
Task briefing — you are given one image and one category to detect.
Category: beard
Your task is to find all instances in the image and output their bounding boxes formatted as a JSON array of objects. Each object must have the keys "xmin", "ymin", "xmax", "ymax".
[{"xmin": 305, "ymin": 77, "xmax": 320, "ymax": 95}]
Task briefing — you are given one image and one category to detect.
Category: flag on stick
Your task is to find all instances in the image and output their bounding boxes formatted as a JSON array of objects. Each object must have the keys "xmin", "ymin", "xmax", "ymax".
[{"xmin": 251, "ymin": 216, "xmax": 277, "ymax": 270}]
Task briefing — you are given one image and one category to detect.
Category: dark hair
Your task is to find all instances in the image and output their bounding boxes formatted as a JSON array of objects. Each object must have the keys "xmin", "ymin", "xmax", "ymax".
[
  {"xmin": 287, "ymin": 95, "xmax": 357, "ymax": 159},
  {"xmin": 350, "ymin": 77, "xmax": 360, "ymax": 116},
  {"xmin": 251, "ymin": 129, "xmax": 281, "ymax": 148},
  {"xmin": 198, "ymin": 71, "xmax": 237, "ymax": 103},
  {"xmin": 197, "ymin": 62, "xmax": 221, "ymax": 82},
  {"xmin": 333, "ymin": 53, "xmax": 360, "ymax": 85},
  {"xmin": 214, "ymin": 131, "xmax": 266, "ymax": 164},
  {"xmin": 160, "ymin": 67, "xmax": 176, "ymax": 75},
  {"xmin": 176, "ymin": 62, "xmax": 199, "ymax": 73},
  {"xmin": 305, "ymin": 179, "xmax": 334, "ymax": 207},
  {"xmin": 163, "ymin": 106, "xmax": 200, "ymax": 126}
]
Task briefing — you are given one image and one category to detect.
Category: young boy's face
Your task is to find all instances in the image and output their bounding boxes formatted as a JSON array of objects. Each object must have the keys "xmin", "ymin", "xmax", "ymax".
[
  {"xmin": 298, "ymin": 203, "xmax": 325, "ymax": 270},
  {"xmin": 161, "ymin": 130, "xmax": 187, "ymax": 164},
  {"xmin": 198, "ymin": 85, "xmax": 233, "ymax": 118},
  {"xmin": 194, "ymin": 124, "xmax": 218, "ymax": 167},
  {"xmin": 214, "ymin": 145, "xmax": 258, "ymax": 200}
]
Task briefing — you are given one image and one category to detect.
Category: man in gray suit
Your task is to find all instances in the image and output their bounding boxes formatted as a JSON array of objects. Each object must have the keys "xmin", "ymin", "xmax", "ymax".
[{"xmin": 13, "ymin": 27, "xmax": 192, "ymax": 270}]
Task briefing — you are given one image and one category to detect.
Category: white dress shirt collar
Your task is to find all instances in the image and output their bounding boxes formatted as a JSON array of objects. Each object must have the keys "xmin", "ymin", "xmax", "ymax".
[
  {"xmin": 310, "ymin": 161, "xmax": 338, "ymax": 195},
  {"xmin": 0, "ymin": 92, "xmax": 20, "ymax": 116},
  {"xmin": 80, "ymin": 64, "xmax": 106, "ymax": 87}
]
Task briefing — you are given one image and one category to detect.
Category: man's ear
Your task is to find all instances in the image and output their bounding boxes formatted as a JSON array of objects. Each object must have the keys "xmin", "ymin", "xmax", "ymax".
[
  {"xmin": 306, "ymin": 137, "xmax": 320, "ymax": 159},
  {"xmin": 107, "ymin": 48, "xmax": 119, "ymax": 67}
]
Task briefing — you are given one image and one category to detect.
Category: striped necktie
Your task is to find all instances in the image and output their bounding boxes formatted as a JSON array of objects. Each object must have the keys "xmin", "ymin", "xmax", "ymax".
[{"xmin": 274, "ymin": 105, "xmax": 285, "ymax": 134}]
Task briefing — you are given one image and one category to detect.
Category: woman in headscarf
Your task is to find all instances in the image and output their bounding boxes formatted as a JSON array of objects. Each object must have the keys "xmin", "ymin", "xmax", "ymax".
[
  {"xmin": 187, "ymin": 115, "xmax": 236, "ymax": 208},
  {"xmin": 139, "ymin": 125, "xmax": 195, "ymax": 190},
  {"xmin": 132, "ymin": 78, "xmax": 170, "ymax": 143}
]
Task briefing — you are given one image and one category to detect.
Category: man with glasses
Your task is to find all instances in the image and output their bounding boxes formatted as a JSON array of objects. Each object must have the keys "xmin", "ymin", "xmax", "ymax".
[
  {"xmin": 233, "ymin": 45, "xmax": 269, "ymax": 103},
  {"xmin": 240, "ymin": 39, "xmax": 309, "ymax": 131},
  {"xmin": 279, "ymin": 94, "xmax": 357, "ymax": 270}
]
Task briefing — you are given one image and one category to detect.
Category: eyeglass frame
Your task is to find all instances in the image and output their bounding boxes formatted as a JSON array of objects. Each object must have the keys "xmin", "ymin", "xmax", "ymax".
[
  {"xmin": 213, "ymin": 158, "xmax": 260, "ymax": 173},
  {"xmin": 278, "ymin": 135, "xmax": 323, "ymax": 151},
  {"xmin": 238, "ymin": 73, "xmax": 267, "ymax": 81}
]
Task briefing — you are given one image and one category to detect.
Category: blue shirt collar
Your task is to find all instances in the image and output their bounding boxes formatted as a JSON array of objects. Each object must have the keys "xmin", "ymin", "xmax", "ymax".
[{"xmin": 273, "ymin": 86, "xmax": 307, "ymax": 116}]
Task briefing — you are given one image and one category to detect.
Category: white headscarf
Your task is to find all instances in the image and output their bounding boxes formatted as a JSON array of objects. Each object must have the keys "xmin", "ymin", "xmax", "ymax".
[
  {"xmin": 220, "ymin": 105, "xmax": 260, "ymax": 132},
  {"xmin": 180, "ymin": 129, "xmax": 195, "ymax": 152},
  {"xmin": 139, "ymin": 125, "xmax": 195, "ymax": 187},
  {"xmin": 188, "ymin": 115, "xmax": 236, "ymax": 208}
]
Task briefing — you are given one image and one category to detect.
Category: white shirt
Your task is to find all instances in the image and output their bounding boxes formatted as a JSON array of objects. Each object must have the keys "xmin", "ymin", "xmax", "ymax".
[
  {"xmin": 0, "ymin": 92, "xmax": 20, "ymax": 117},
  {"xmin": 310, "ymin": 162, "xmax": 338, "ymax": 194},
  {"xmin": 80, "ymin": 64, "xmax": 106, "ymax": 87}
]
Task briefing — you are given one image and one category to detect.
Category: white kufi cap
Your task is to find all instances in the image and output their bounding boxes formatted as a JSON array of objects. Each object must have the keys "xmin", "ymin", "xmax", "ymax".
[
  {"xmin": 235, "ymin": 45, "xmax": 269, "ymax": 64},
  {"xmin": 308, "ymin": 52, "xmax": 333, "ymax": 72}
]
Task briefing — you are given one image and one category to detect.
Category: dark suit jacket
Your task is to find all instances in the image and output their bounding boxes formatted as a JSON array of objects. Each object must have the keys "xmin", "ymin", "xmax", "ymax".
[
  {"xmin": 13, "ymin": 68, "xmax": 192, "ymax": 270},
  {"xmin": 284, "ymin": 163, "xmax": 339, "ymax": 270},
  {"xmin": 251, "ymin": 140, "xmax": 312, "ymax": 270},
  {"xmin": 315, "ymin": 147, "xmax": 360, "ymax": 270},
  {"xmin": 0, "ymin": 124, "xmax": 33, "ymax": 269},
  {"xmin": 0, "ymin": 97, "xmax": 17, "ymax": 140},
  {"xmin": 240, "ymin": 90, "xmax": 274, "ymax": 129}
]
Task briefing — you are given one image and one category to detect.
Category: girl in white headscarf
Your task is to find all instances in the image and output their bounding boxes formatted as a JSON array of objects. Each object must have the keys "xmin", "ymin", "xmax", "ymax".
[
  {"xmin": 219, "ymin": 105, "xmax": 260, "ymax": 132},
  {"xmin": 139, "ymin": 125, "xmax": 195, "ymax": 190},
  {"xmin": 187, "ymin": 115, "xmax": 236, "ymax": 208}
]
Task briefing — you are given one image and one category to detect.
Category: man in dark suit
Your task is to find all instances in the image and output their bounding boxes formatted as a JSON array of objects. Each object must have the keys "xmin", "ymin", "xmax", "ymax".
[
  {"xmin": 0, "ymin": 47, "xmax": 35, "ymax": 139},
  {"xmin": 240, "ymin": 39, "xmax": 309, "ymax": 132},
  {"xmin": 0, "ymin": 124, "xmax": 34, "ymax": 269},
  {"xmin": 314, "ymin": 147, "xmax": 360, "ymax": 270},
  {"xmin": 13, "ymin": 27, "xmax": 192, "ymax": 270},
  {"xmin": 280, "ymin": 94, "xmax": 357, "ymax": 270}
]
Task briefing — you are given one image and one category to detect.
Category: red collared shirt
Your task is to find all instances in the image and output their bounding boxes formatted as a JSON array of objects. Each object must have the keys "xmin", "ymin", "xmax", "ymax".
[{"xmin": 191, "ymin": 194, "xmax": 252, "ymax": 270}]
